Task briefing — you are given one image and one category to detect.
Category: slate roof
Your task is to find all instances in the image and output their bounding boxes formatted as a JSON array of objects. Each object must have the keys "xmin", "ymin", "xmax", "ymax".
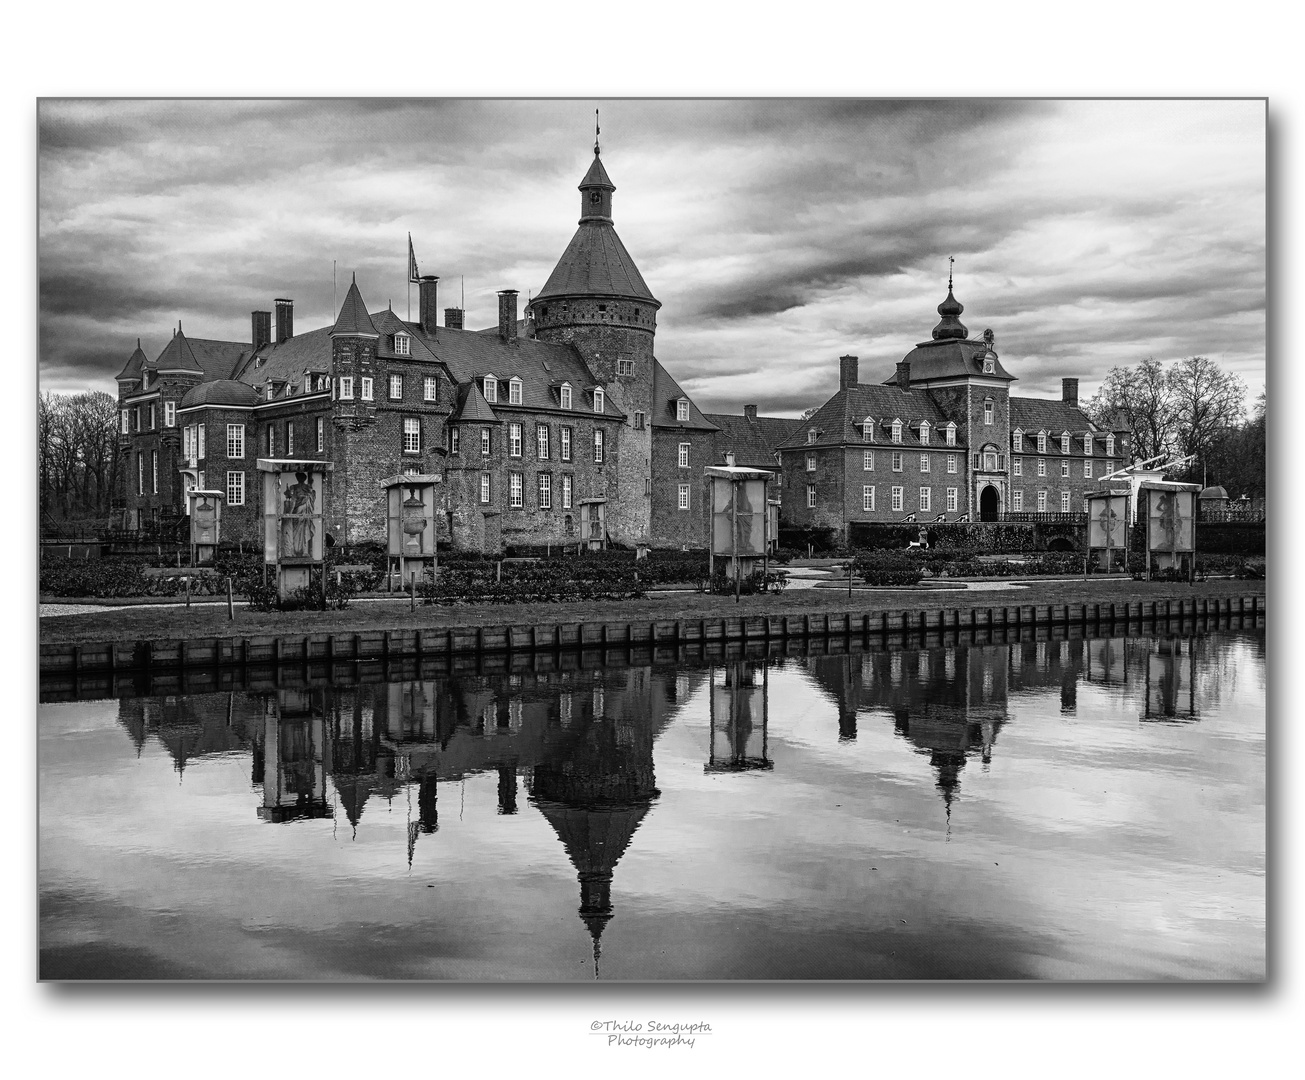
[
  {"xmin": 779, "ymin": 383, "xmax": 960, "ymax": 450},
  {"xmin": 651, "ymin": 361, "xmax": 718, "ymax": 431},
  {"xmin": 703, "ymin": 413, "xmax": 802, "ymax": 469},
  {"xmin": 234, "ymin": 324, "xmax": 335, "ymax": 395},
  {"xmin": 116, "ymin": 340, "xmax": 148, "ymax": 382},
  {"xmin": 580, "ymin": 152, "xmax": 615, "ymax": 190},
  {"xmin": 536, "ymin": 222, "xmax": 658, "ymax": 303},
  {"xmin": 1009, "ymin": 396, "xmax": 1096, "ymax": 437},
  {"xmin": 331, "ymin": 279, "xmax": 378, "ymax": 336},
  {"xmin": 893, "ymin": 337, "xmax": 1016, "ymax": 383},
  {"xmin": 450, "ymin": 382, "xmax": 500, "ymax": 424},
  {"xmin": 179, "ymin": 379, "xmax": 260, "ymax": 409},
  {"xmin": 153, "ymin": 329, "xmax": 204, "ymax": 374}
]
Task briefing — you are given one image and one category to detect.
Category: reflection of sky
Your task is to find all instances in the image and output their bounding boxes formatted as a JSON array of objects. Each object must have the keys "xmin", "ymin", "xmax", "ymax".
[{"xmin": 39, "ymin": 631, "xmax": 1264, "ymax": 981}]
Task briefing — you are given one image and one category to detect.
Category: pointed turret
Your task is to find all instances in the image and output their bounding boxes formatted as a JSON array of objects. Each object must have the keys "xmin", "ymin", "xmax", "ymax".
[
  {"xmin": 115, "ymin": 338, "xmax": 149, "ymax": 384},
  {"xmin": 331, "ymin": 276, "xmax": 379, "ymax": 337},
  {"xmin": 154, "ymin": 327, "xmax": 204, "ymax": 374}
]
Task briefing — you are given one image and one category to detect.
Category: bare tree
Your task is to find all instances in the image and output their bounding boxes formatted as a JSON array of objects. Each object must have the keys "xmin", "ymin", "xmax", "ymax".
[
  {"xmin": 38, "ymin": 390, "xmax": 121, "ymax": 532},
  {"xmin": 1085, "ymin": 356, "xmax": 1176, "ymax": 462},
  {"xmin": 1167, "ymin": 356, "xmax": 1247, "ymax": 485}
]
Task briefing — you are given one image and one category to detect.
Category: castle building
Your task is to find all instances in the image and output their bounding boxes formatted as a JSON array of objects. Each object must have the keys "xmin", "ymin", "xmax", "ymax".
[{"xmin": 777, "ymin": 282, "xmax": 1132, "ymax": 537}]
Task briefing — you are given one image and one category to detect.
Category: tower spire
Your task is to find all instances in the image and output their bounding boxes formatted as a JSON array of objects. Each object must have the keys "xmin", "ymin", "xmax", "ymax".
[
  {"xmin": 948, "ymin": 255, "xmax": 954, "ymax": 292},
  {"xmin": 594, "ymin": 109, "xmax": 600, "ymax": 155}
]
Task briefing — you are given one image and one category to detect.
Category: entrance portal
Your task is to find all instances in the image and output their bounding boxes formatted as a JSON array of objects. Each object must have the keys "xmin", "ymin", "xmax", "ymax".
[{"xmin": 979, "ymin": 485, "xmax": 1000, "ymax": 521}]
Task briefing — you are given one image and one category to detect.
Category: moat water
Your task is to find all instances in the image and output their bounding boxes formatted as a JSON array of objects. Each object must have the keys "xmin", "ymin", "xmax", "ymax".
[{"xmin": 39, "ymin": 627, "xmax": 1265, "ymax": 980}]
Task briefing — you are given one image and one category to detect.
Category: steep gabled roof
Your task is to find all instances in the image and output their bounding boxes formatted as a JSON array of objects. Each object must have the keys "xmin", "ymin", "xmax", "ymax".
[
  {"xmin": 780, "ymin": 383, "xmax": 960, "ymax": 450},
  {"xmin": 1009, "ymin": 396, "xmax": 1095, "ymax": 437},
  {"xmin": 651, "ymin": 361, "xmax": 717, "ymax": 431},
  {"xmin": 331, "ymin": 279, "xmax": 378, "ymax": 337},
  {"xmin": 704, "ymin": 413, "xmax": 802, "ymax": 469},
  {"xmin": 450, "ymin": 382, "xmax": 500, "ymax": 424}
]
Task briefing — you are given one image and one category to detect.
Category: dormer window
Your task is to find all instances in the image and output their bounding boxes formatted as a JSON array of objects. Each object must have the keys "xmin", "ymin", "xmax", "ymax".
[
  {"xmin": 891, "ymin": 420, "xmax": 902, "ymax": 444},
  {"xmin": 677, "ymin": 398, "xmax": 689, "ymax": 422},
  {"xmin": 509, "ymin": 377, "xmax": 523, "ymax": 406},
  {"xmin": 983, "ymin": 350, "xmax": 995, "ymax": 375},
  {"xmin": 1037, "ymin": 432, "xmax": 1048, "ymax": 454},
  {"xmin": 945, "ymin": 423, "xmax": 956, "ymax": 446},
  {"xmin": 1013, "ymin": 429, "xmax": 1023, "ymax": 452},
  {"xmin": 483, "ymin": 375, "xmax": 497, "ymax": 403},
  {"xmin": 593, "ymin": 387, "xmax": 605, "ymax": 414},
  {"xmin": 1061, "ymin": 433, "xmax": 1071, "ymax": 454},
  {"xmin": 1083, "ymin": 433, "xmax": 1093, "ymax": 455},
  {"xmin": 862, "ymin": 419, "xmax": 874, "ymax": 442},
  {"xmin": 919, "ymin": 421, "xmax": 930, "ymax": 444},
  {"xmin": 560, "ymin": 383, "xmax": 572, "ymax": 410},
  {"xmin": 1106, "ymin": 435, "xmax": 1115, "ymax": 457},
  {"xmin": 393, "ymin": 332, "xmax": 410, "ymax": 356},
  {"xmin": 807, "ymin": 428, "xmax": 818, "ymax": 444}
]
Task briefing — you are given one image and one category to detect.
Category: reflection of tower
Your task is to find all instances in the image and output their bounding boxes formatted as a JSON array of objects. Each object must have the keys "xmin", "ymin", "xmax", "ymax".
[
  {"xmin": 706, "ymin": 661, "xmax": 772, "ymax": 771},
  {"xmin": 257, "ymin": 690, "xmax": 333, "ymax": 823},
  {"xmin": 328, "ymin": 688, "xmax": 396, "ymax": 835},
  {"xmin": 528, "ymin": 676, "xmax": 661, "ymax": 978}
]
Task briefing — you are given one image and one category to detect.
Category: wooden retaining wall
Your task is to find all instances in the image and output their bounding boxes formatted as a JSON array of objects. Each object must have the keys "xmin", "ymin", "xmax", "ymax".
[{"xmin": 40, "ymin": 594, "xmax": 1265, "ymax": 680}]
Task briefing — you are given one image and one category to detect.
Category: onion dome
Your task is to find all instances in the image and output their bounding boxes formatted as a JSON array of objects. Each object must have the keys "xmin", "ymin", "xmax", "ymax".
[{"xmin": 932, "ymin": 287, "xmax": 968, "ymax": 340}]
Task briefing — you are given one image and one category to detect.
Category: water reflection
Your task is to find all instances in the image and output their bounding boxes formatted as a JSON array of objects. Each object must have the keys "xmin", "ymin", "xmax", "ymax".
[{"xmin": 58, "ymin": 627, "xmax": 1264, "ymax": 980}]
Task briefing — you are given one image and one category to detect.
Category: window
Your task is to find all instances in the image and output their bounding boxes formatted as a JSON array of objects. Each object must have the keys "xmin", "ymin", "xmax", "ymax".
[
  {"xmin": 537, "ymin": 425, "xmax": 550, "ymax": 460},
  {"xmin": 1105, "ymin": 459, "xmax": 1115, "ymax": 475},
  {"xmin": 148, "ymin": 404, "xmax": 155, "ymax": 430},
  {"xmin": 560, "ymin": 384, "xmax": 572, "ymax": 410},
  {"xmin": 1013, "ymin": 490, "xmax": 1023, "ymax": 511},
  {"xmin": 389, "ymin": 374, "xmax": 403, "ymax": 400},
  {"xmin": 509, "ymin": 377, "xmax": 522, "ymax": 405},
  {"xmin": 863, "ymin": 450, "xmax": 874, "ymax": 471},
  {"xmin": 509, "ymin": 472, "xmax": 523, "ymax": 508},
  {"xmin": 479, "ymin": 474, "xmax": 491, "ymax": 504},
  {"xmin": 1061, "ymin": 459, "xmax": 1069, "ymax": 477},
  {"xmin": 678, "ymin": 483, "xmax": 691, "ymax": 510},
  {"xmin": 1037, "ymin": 459, "xmax": 1046, "ymax": 477},
  {"xmin": 226, "ymin": 424, "xmax": 244, "ymax": 459},
  {"xmin": 1013, "ymin": 458, "xmax": 1022, "ymax": 476},
  {"xmin": 151, "ymin": 450, "xmax": 158, "ymax": 493},
  {"xmin": 920, "ymin": 454, "xmax": 930, "ymax": 473},
  {"xmin": 316, "ymin": 417, "xmax": 324, "ymax": 453},
  {"xmin": 1037, "ymin": 490, "xmax": 1047, "ymax": 512},
  {"xmin": 136, "ymin": 452, "xmax": 144, "ymax": 495},
  {"xmin": 1106, "ymin": 436, "xmax": 1115, "ymax": 457},
  {"xmin": 1084, "ymin": 460, "xmax": 1093, "ymax": 478},
  {"xmin": 448, "ymin": 426, "xmax": 459, "ymax": 454},
  {"xmin": 862, "ymin": 486, "xmax": 875, "ymax": 512},
  {"xmin": 677, "ymin": 399, "xmax": 689, "ymax": 422},
  {"xmin": 560, "ymin": 426, "xmax": 572, "ymax": 462},
  {"xmin": 919, "ymin": 421, "xmax": 930, "ymax": 443},
  {"xmin": 1084, "ymin": 498, "xmax": 1091, "ymax": 513},
  {"xmin": 891, "ymin": 486, "xmax": 904, "ymax": 512},
  {"xmin": 183, "ymin": 426, "xmax": 192, "ymax": 461},
  {"xmin": 403, "ymin": 417, "xmax": 421, "ymax": 454},
  {"xmin": 1037, "ymin": 432, "xmax": 1047, "ymax": 454},
  {"xmin": 919, "ymin": 486, "xmax": 931, "ymax": 512},
  {"xmin": 198, "ymin": 425, "xmax": 205, "ymax": 459},
  {"xmin": 134, "ymin": 406, "xmax": 141, "ymax": 432},
  {"xmin": 1061, "ymin": 491, "xmax": 1072, "ymax": 513},
  {"xmin": 164, "ymin": 401, "xmax": 176, "ymax": 427},
  {"xmin": 1083, "ymin": 434, "xmax": 1093, "ymax": 455},
  {"xmin": 424, "ymin": 376, "xmax": 438, "ymax": 402},
  {"xmin": 562, "ymin": 474, "xmax": 573, "ymax": 509},
  {"xmin": 508, "ymin": 423, "xmax": 522, "ymax": 457},
  {"xmin": 340, "ymin": 376, "xmax": 354, "ymax": 399},
  {"xmin": 983, "ymin": 399, "xmax": 994, "ymax": 425},
  {"xmin": 947, "ymin": 453, "xmax": 957, "ymax": 474},
  {"xmin": 947, "ymin": 487, "xmax": 958, "ymax": 512},
  {"xmin": 286, "ymin": 422, "xmax": 294, "ymax": 456},
  {"xmin": 617, "ymin": 358, "xmax": 634, "ymax": 376},
  {"xmin": 891, "ymin": 420, "xmax": 902, "ymax": 443},
  {"xmin": 891, "ymin": 451, "xmax": 903, "ymax": 472},
  {"xmin": 593, "ymin": 430, "xmax": 604, "ymax": 463},
  {"xmin": 679, "ymin": 442, "xmax": 691, "ymax": 468},
  {"xmin": 393, "ymin": 333, "xmax": 410, "ymax": 356},
  {"xmin": 633, "ymin": 411, "xmax": 646, "ymax": 430},
  {"xmin": 1061, "ymin": 434, "xmax": 1071, "ymax": 454},
  {"xmin": 806, "ymin": 453, "xmax": 816, "ymax": 472},
  {"xmin": 806, "ymin": 485, "xmax": 816, "ymax": 508},
  {"xmin": 120, "ymin": 410, "xmax": 129, "ymax": 435},
  {"xmin": 227, "ymin": 470, "xmax": 244, "ymax": 506},
  {"xmin": 593, "ymin": 388, "xmax": 605, "ymax": 414},
  {"xmin": 481, "ymin": 427, "xmax": 491, "ymax": 456},
  {"xmin": 266, "ymin": 426, "xmax": 274, "ymax": 455},
  {"xmin": 1013, "ymin": 431, "xmax": 1023, "ymax": 452},
  {"xmin": 862, "ymin": 421, "xmax": 874, "ymax": 442},
  {"xmin": 359, "ymin": 377, "xmax": 373, "ymax": 400},
  {"xmin": 807, "ymin": 428, "xmax": 818, "ymax": 444},
  {"xmin": 483, "ymin": 376, "xmax": 497, "ymax": 402},
  {"xmin": 945, "ymin": 424, "xmax": 956, "ymax": 446},
  {"xmin": 538, "ymin": 473, "xmax": 552, "ymax": 509}
]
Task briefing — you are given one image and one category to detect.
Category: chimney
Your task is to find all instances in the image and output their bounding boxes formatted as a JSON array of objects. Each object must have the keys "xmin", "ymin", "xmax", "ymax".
[
  {"xmin": 251, "ymin": 310, "xmax": 271, "ymax": 351},
  {"xmin": 444, "ymin": 307, "xmax": 465, "ymax": 331},
  {"xmin": 497, "ymin": 290, "xmax": 518, "ymax": 340},
  {"xmin": 275, "ymin": 298, "xmax": 294, "ymax": 343},
  {"xmin": 896, "ymin": 361, "xmax": 911, "ymax": 391},
  {"xmin": 418, "ymin": 276, "xmax": 440, "ymax": 336},
  {"xmin": 1062, "ymin": 377, "xmax": 1079, "ymax": 407},
  {"xmin": 744, "ymin": 404, "xmax": 758, "ymax": 421},
  {"xmin": 839, "ymin": 354, "xmax": 858, "ymax": 390}
]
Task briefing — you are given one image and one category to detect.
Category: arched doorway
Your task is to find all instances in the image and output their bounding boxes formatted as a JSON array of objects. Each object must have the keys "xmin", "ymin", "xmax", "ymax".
[{"xmin": 979, "ymin": 485, "xmax": 1000, "ymax": 521}]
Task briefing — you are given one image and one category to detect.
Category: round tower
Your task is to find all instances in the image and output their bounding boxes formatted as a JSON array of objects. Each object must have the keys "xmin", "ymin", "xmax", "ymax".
[{"xmin": 530, "ymin": 139, "xmax": 660, "ymax": 545}]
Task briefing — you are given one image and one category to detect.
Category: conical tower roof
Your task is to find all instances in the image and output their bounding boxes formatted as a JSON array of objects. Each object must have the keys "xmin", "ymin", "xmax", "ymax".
[
  {"xmin": 155, "ymin": 327, "xmax": 204, "ymax": 373},
  {"xmin": 332, "ymin": 277, "xmax": 379, "ymax": 336},
  {"xmin": 116, "ymin": 338, "xmax": 149, "ymax": 382}
]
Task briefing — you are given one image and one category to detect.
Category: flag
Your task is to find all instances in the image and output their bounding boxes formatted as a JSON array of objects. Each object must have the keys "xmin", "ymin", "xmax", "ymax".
[{"xmin": 408, "ymin": 233, "xmax": 420, "ymax": 283}]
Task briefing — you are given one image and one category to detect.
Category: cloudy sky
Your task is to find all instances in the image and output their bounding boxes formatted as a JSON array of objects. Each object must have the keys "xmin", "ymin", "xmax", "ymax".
[{"xmin": 38, "ymin": 98, "xmax": 1264, "ymax": 416}]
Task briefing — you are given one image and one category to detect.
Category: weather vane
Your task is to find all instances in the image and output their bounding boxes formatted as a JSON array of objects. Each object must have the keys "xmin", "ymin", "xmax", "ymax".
[
  {"xmin": 594, "ymin": 109, "xmax": 600, "ymax": 155},
  {"xmin": 948, "ymin": 255, "xmax": 954, "ymax": 291}
]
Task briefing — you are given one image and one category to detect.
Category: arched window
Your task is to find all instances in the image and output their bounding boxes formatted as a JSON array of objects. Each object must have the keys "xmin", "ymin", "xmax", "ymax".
[{"xmin": 983, "ymin": 399, "xmax": 994, "ymax": 425}]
